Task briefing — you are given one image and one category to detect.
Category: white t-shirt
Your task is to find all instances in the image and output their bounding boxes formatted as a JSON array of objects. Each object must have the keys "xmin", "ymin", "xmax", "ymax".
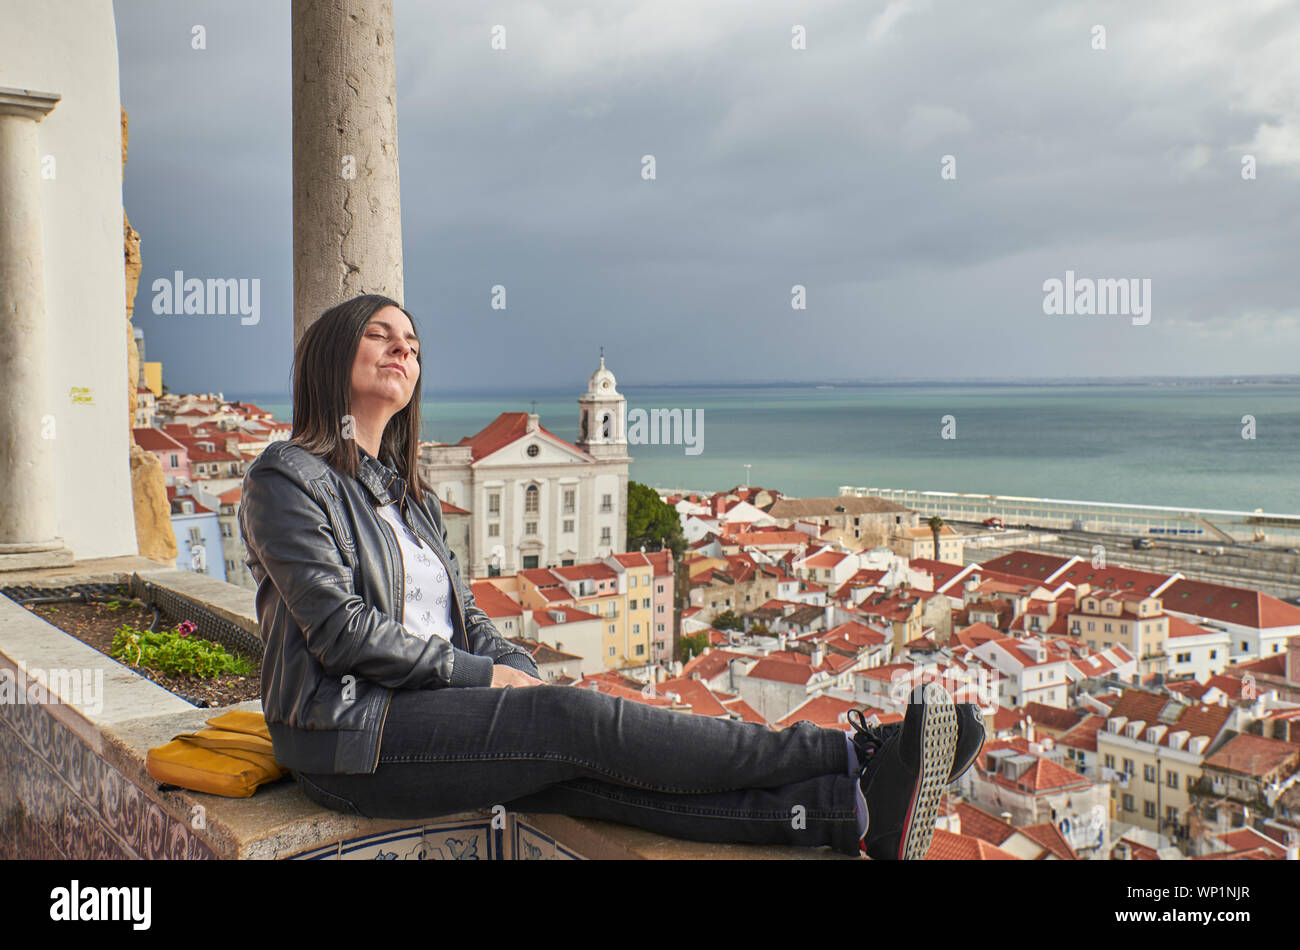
[{"xmin": 374, "ymin": 502, "xmax": 456, "ymax": 644}]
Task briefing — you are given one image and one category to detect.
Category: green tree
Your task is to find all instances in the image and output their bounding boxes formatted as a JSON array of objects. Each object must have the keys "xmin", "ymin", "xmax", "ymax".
[
  {"xmin": 679, "ymin": 631, "xmax": 709, "ymax": 661},
  {"xmin": 712, "ymin": 609, "xmax": 744, "ymax": 632},
  {"xmin": 627, "ymin": 481, "xmax": 686, "ymax": 559},
  {"xmin": 928, "ymin": 515, "xmax": 945, "ymax": 561}
]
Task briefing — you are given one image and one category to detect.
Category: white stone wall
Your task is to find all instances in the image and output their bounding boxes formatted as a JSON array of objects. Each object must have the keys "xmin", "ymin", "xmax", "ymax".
[{"xmin": 1, "ymin": 3, "xmax": 133, "ymax": 559}]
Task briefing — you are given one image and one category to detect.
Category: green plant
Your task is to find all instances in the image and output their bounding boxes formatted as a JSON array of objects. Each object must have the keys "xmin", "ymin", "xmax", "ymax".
[
  {"xmin": 679, "ymin": 631, "xmax": 709, "ymax": 661},
  {"xmin": 712, "ymin": 609, "xmax": 744, "ymax": 631},
  {"xmin": 627, "ymin": 481, "xmax": 687, "ymax": 559},
  {"xmin": 110, "ymin": 622, "xmax": 253, "ymax": 678}
]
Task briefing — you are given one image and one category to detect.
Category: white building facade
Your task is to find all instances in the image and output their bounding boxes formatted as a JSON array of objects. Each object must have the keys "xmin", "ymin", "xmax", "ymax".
[{"xmin": 418, "ymin": 359, "xmax": 631, "ymax": 578}]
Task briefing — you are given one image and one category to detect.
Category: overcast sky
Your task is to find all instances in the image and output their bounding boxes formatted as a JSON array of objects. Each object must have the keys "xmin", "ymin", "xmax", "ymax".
[{"xmin": 113, "ymin": 0, "xmax": 1300, "ymax": 395}]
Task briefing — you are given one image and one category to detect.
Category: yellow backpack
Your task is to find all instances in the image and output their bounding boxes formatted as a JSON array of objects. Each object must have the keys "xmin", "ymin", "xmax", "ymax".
[{"xmin": 146, "ymin": 709, "xmax": 288, "ymax": 798}]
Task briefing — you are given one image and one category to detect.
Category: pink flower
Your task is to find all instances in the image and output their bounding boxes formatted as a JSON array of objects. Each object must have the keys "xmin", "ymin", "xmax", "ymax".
[{"xmin": 177, "ymin": 620, "xmax": 197, "ymax": 638}]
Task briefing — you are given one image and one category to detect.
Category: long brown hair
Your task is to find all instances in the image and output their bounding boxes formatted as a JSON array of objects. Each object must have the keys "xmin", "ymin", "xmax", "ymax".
[{"xmin": 289, "ymin": 293, "xmax": 431, "ymax": 506}]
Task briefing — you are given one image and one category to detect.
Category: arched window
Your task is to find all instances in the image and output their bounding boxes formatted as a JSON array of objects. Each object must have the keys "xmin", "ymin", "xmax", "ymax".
[{"xmin": 524, "ymin": 484, "xmax": 539, "ymax": 514}]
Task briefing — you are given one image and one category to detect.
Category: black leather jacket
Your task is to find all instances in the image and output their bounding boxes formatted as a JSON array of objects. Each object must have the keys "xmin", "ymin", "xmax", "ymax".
[{"xmin": 238, "ymin": 438, "xmax": 539, "ymax": 774}]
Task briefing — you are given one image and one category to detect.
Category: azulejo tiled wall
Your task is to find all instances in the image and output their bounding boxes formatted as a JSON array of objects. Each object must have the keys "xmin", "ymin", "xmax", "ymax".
[
  {"xmin": 0, "ymin": 696, "xmax": 219, "ymax": 860},
  {"xmin": 0, "ymin": 688, "xmax": 585, "ymax": 860},
  {"xmin": 287, "ymin": 816, "xmax": 584, "ymax": 859}
]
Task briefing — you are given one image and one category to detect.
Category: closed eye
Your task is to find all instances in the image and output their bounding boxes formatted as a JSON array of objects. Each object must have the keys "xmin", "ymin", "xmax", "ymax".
[{"xmin": 368, "ymin": 330, "xmax": 418, "ymax": 356}]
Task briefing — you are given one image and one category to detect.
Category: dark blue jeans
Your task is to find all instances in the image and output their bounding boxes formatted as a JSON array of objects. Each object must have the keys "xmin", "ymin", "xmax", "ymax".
[{"xmin": 293, "ymin": 683, "xmax": 861, "ymax": 856}]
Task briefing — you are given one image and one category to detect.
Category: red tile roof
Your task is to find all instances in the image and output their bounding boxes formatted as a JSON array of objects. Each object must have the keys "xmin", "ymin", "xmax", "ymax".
[
  {"xmin": 551, "ymin": 563, "xmax": 620, "ymax": 583},
  {"xmin": 133, "ymin": 428, "xmax": 188, "ymax": 451},
  {"xmin": 979, "ymin": 551, "xmax": 1073, "ymax": 583},
  {"xmin": 833, "ymin": 569, "xmax": 889, "ymax": 601},
  {"xmin": 775, "ymin": 695, "xmax": 862, "ymax": 730},
  {"xmin": 1065, "ymin": 566, "xmax": 1172, "ymax": 593},
  {"xmin": 1213, "ymin": 828, "xmax": 1288, "ymax": 859},
  {"xmin": 1057, "ymin": 715, "xmax": 1107, "ymax": 753},
  {"xmin": 721, "ymin": 697, "xmax": 767, "ymax": 725},
  {"xmin": 985, "ymin": 636, "xmax": 1069, "ymax": 669},
  {"xmin": 1206, "ymin": 674, "xmax": 1246, "ymax": 699},
  {"xmin": 610, "ymin": 552, "xmax": 655, "ymax": 568},
  {"xmin": 1189, "ymin": 847, "xmax": 1280, "ymax": 860},
  {"xmin": 532, "ymin": 604, "xmax": 602, "ymax": 626},
  {"xmin": 170, "ymin": 493, "xmax": 214, "ymax": 514},
  {"xmin": 1115, "ymin": 837, "xmax": 1161, "ymax": 860},
  {"xmin": 455, "ymin": 411, "xmax": 591, "ymax": 462},
  {"xmin": 1203, "ymin": 733, "xmax": 1300, "ymax": 777},
  {"xmin": 980, "ymin": 739, "xmax": 1092, "ymax": 792},
  {"xmin": 680, "ymin": 649, "xmax": 749, "ymax": 682},
  {"xmin": 747, "ymin": 658, "xmax": 815, "ymax": 685},
  {"xmin": 1020, "ymin": 822, "xmax": 1079, "ymax": 860},
  {"xmin": 1163, "ymin": 578, "xmax": 1300, "ymax": 630},
  {"xmin": 505, "ymin": 638, "xmax": 582, "ymax": 664},
  {"xmin": 1232, "ymin": 652, "xmax": 1290, "ymax": 677},
  {"xmin": 1068, "ymin": 645, "xmax": 1134, "ymax": 678},
  {"xmin": 907, "ymin": 559, "xmax": 972, "ymax": 592},
  {"xmin": 1107, "ymin": 689, "xmax": 1174, "ymax": 724},
  {"xmin": 469, "ymin": 582, "xmax": 523, "ymax": 618},
  {"xmin": 925, "ymin": 828, "xmax": 1019, "ymax": 860},
  {"xmin": 648, "ymin": 678, "xmax": 731, "ymax": 717},
  {"xmin": 803, "ymin": 550, "xmax": 850, "ymax": 568},
  {"xmin": 1023, "ymin": 702, "xmax": 1084, "ymax": 733},
  {"xmin": 1169, "ymin": 702, "xmax": 1233, "ymax": 743},
  {"xmin": 185, "ymin": 446, "xmax": 242, "ymax": 463},
  {"xmin": 815, "ymin": 620, "xmax": 888, "ymax": 648},
  {"xmin": 729, "ymin": 531, "xmax": 809, "ymax": 548},
  {"xmin": 951, "ymin": 622, "xmax": 1004, "ymax": 650},
  {"xmin": 856, "ymin": 662, "xmax": 919, "ymax": 683},
  {"xmin": 952, "ymin": 802, "xmax": 1016, "ymax": 846},
  {"xmin": 993, "ymin": 705, "xmax": 1028, "ymax": 732}
]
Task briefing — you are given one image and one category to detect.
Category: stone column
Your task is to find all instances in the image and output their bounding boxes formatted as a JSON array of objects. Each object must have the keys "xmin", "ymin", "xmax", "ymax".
[
  {"xmin": 292, "ymin": 0, "xmax": 404, "ymax": 346},
  {"xmin": 0, "ymin": 87, "xmax": 73, "ymax": 570}
]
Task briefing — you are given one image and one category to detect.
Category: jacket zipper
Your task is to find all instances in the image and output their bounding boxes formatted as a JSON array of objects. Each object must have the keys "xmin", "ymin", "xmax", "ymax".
[
  {"xmin": 373, "ymin": 690, "xmax": 393, "ymax": 771},
  {"xmin": 374, "ymin": 506, "xmax": 406, "ymax": 626},
  {"xmin": 371, "ymin": 507, "xmax": 402, "ymax": 772}
]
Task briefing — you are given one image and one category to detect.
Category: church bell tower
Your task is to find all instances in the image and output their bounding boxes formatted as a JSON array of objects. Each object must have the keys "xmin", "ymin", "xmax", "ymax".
[{"xmin": 577, "ymin": 355, "xmax": 628, "ymax": 461}]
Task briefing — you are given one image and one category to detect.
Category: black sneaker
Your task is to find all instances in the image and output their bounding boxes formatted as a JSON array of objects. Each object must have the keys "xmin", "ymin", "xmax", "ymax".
[
  {"xmin": 848, "ymin": 701, "xmax": 985, "ymax": 785},
  {"xmin": 851, "ymin": 683, "xmax": 959, "ymax": 860}
]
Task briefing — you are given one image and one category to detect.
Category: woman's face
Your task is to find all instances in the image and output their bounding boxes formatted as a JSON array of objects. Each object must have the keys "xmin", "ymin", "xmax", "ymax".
[{"xmin": 350, "ymin": 305, "xmax": 421, "ymax": 412}]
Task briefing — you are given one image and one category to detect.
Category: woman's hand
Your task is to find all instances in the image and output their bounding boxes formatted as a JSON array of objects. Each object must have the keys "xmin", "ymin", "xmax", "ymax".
[{"xmin": 490, "ymin": 665, "xmax": 544, "ymax": 688}]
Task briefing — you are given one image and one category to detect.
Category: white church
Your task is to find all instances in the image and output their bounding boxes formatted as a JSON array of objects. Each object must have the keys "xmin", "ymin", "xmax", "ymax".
[{"xmin": 419, "ymin": 358, "xmax": 631, "ymax": 577}]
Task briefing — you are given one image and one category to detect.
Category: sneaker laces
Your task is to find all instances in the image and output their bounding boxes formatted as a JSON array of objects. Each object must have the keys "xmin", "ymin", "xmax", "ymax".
[{"xmin": 847, "ymin": 708, "xmax": 894, "ymax": 774}]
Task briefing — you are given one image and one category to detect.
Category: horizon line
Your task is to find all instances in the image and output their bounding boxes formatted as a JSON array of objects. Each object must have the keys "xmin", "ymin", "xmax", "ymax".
[{"xmin": 226, "ymin": 372, "xmax": 1300, "ymax": 399}]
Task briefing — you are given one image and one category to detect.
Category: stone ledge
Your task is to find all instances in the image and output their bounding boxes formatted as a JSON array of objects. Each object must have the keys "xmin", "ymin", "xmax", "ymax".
[
  {"xmin": 133, "ymin": 566, "xmax": 259, "ymax": 637},
  {"xmin": 1, "ymin": 561, "xmax": 855, "ymax": 860},
  {"xmin": 0, "ymin": 554, "xmax": 172, "ymax": 585},
  {"xmin": 103, "ymin": 700, "xmax": 853, "ymax": 859}
]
